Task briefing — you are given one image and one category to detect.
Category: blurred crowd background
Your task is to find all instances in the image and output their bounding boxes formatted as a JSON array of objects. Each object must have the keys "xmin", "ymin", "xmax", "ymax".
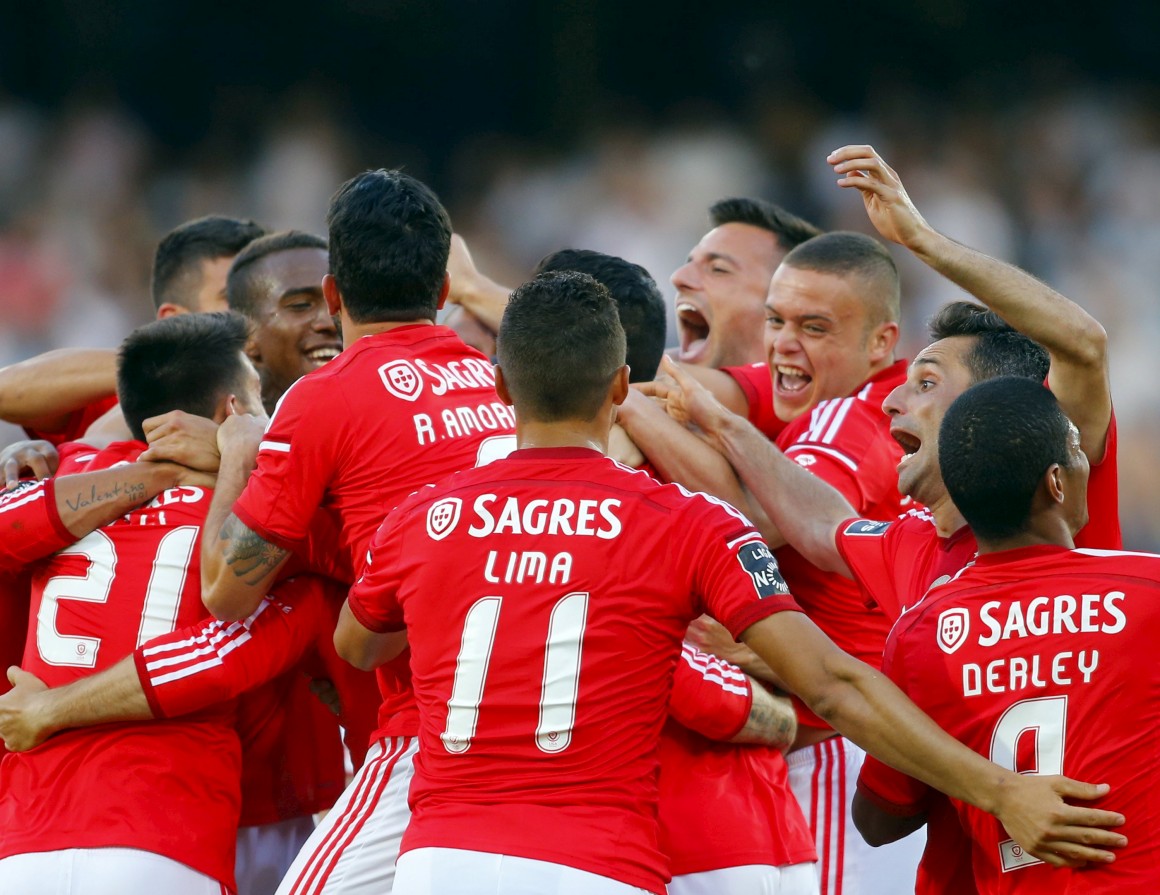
[{"xmin": 1, "ymin": 0, "xmax": 1158, "ymax": 547}]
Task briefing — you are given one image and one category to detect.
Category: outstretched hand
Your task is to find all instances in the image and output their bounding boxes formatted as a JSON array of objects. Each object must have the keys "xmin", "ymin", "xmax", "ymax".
[
  {"xmin": 0, "ymin": 667, "xmax": 51, "ymax": 752},
  {"xmin": 828, "ymin": 145, "xmax": 932, "ymax": 249},
  {"xmin": 993, "ymin": 774, "xmax": 1125, "ymax": 868}
]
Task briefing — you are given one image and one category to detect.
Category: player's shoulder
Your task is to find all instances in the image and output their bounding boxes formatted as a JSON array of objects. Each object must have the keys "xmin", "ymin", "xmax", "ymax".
[
  {"xmin": 57, "ymin": 439, "xmax": 144, "ymax": 474},
  {"xmin": 1072, "ymin": 547, "xmax": 1160, "ymax": 577},
  {"xmin": 780, "ymin": 390, "xmax": 890, "ymax": 454}
]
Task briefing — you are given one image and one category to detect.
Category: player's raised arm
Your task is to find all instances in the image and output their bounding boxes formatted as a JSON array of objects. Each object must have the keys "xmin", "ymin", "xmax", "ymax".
[
  {"xmin": 445, "ymin": 234, "xmax": 512, "ymax": 334},
  {"xmin": 199, "ymin": 414, "xmax": 290, "ymax": 621},
  {"xmin": 662, "ymin": 356, "xmax": 856, "ymax": 575},
  {"xmin": 0, "ymin": 348, "xmax": 118, "ymax": 434},
  {"xmin": 740, "ymin": 611, "xmax": 1126, "ymax": 867},
  {"xmin": 829, "ymin": 143, "xmax": 1111, "ymax": 459}
]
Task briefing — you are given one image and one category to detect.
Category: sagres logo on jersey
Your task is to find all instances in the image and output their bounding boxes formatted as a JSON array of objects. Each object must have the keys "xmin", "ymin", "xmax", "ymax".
[
  {"xmin": 427, "ymin": 497, "xmax": 462, "ymax": 541},
  {"xmin": 379, "ymin": 360, "xmax": 424, "ymax": 402},
  {"xmin": 936, "ymin": 607, "xmax": 970, "ymax": 655}
]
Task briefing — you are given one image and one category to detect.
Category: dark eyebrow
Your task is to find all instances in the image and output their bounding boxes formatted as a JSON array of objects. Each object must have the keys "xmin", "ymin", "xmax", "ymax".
[
  {"xmin": 279, "ymin": 287, "xmax": 324, "ymax": 302},
  {"xmin": 703, "ymin": 252, "xmax": 739, "ymax": 266},
  {"xmin": 912, "ymin": 356, "xmax": 943, "ymax": 369}
]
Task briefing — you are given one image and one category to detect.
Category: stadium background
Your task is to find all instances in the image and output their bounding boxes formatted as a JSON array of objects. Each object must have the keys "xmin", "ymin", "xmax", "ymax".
[{"xmin": 1, "ymin": 0, "xmax": 1157, "ymax": 547}]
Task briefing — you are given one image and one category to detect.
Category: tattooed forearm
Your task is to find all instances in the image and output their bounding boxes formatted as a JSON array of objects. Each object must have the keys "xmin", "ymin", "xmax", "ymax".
[
  {"xmin": 62, "ymin": 479, "xmax": 147, "ymax": 513},
  {"xmin": 730, "ymin": 684, "xmax": 798, "ymax": 748},
  {"xmin": 219, "ymin": 514, "xmax": 289, "ymax": 585}
]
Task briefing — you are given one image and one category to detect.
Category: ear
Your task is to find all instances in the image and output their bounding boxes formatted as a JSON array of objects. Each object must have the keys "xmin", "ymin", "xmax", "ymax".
[
  {"xmin": 156, "ymin": 303, "xmax": 189, "ymax": 320},
  {"xmin": 211, "ymin": 393, "xmax": 241, "ymax": 425},
  {"xmin": 493, "ymin": 365, "xmax": 513, "ymax": 407},
  {"xmin": 610, "ymin": 365, "xmax": 630, "ymax": 407},
  {"xmin": 322, "ymin": 274, "xmax": 343, "ymax": 316},
  {"xmin": 867, "ymin": 321, "xmax": 901, "ymax": 365},
  {"xmin": 436, "ymin": 272, "xmax": 450, "ymax": 311},
  {"xmin": 1044, "ymin": 463, "xmax": 1067, "ymax": 506}
]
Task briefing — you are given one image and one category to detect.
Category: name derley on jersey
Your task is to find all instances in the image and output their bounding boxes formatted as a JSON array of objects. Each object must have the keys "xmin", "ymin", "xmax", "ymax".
[
  {"xmin": 931, "ymin": 583, "xmax": 1127, "ymax": 699},
  {"xmin": 377, "ymin": 356, "xmax": 517, "ymax": 447}
]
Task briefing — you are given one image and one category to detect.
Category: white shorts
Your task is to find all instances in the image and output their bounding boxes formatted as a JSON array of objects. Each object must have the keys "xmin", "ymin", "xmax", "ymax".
[
  {"xmin": 786, "ymin": 736, "xmax": 925, "ymax": 895},
  {"xmin": 668, "ymin": 861, "xmax": 818, "ymax": 895},
  {"xmin": 394, "ymin": 847, "xmax": 654, "ymax": 895},
  {"xmin": 237, "ymin": 815, "xmax": 318, "ymax": 895},
  {"xmin": 0, "ymin": 848, "xmax": 228, "ymax": 895},
  {"xmin": 275, "ymin": 736, "xmax": 416, "ymax": 895}
]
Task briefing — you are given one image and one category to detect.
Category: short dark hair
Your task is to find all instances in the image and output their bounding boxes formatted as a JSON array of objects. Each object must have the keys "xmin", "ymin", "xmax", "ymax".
[
  {"xmin": 928, "ymin": 301, "xmax": 1050, "ymax": 385},
  {"xmin": 117, "ymin": 312, "xmax": 250, "ymax": 441},
  {"xmin": 227, "ymin": 230, "xmax": 329, "ymax": 320},
  {"xmin": 781, "ymin": 231, "xmax": 901, "ymax": 327},
  {"xmin": 709, "ymin": 198, "xmax": 822, "ymax": 252},
  {"xmin": 497, "ymin": 271, "xmax": 626, "ymax": 422},
  {"xmin": 939, "ymin": 377, "xmax": 1073, "ymax": 541},
  {"xmin": 326, "ymin": 169, "xmax": 452, "ymax": 323},
  {"xmin": 152, "ymin": 216, "xmax": 267, "ymax": 310},
  {"xmin": 535, "ymin": 249, "xmax": 665, "ymax": 383}
]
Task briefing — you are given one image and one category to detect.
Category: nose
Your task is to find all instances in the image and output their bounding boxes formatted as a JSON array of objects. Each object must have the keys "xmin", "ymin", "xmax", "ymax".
[
  {"xmin": 671, "ymin": 260, "xmax": 698, "ymax": 292},
  {"xmin": 882, "ymin": 383, "xmax": 905, "ymax": 417},
  {"xmin": 313, "ymin": 307, "xmax": 339, "ymax": 332}
]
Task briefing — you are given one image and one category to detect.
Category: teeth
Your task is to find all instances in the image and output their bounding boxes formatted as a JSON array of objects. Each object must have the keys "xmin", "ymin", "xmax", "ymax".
[
  {"xmin": 676, "ymin": 302, "xmax": 697, "ymax": 314},
  {"xmin": 776, "ymin": 365, "xmax": 806, "ymax": 376},
  {"xmin": 307, "ymin": 348, "xmax": 341, "ymax": 362}
]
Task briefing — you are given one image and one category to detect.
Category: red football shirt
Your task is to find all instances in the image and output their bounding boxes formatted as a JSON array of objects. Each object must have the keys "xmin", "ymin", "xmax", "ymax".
[
  {"xmin": 233, "ymin": 323, "xmax": 515, "ymax": 738},
  {"xmin": 838, "ymin": 412, "xmax": 1122, "ymax": 623},
  {"xmin": 721, "ymin": 362, "xmax": 788, "ymax": 441},
  {"xmin": 0, "ymin": 442, "xmax": 240, "ymax": 888},
  {"xmin": 347, "ymin": 447, "xmax": 803, "ymax": 894},
  {"xmin": 659, "ymin": 643, "xmax": 815, "ymax": 875},
  {"xmin": 772, "ymin": 360, "xmax": 909, "ymax": 728},
  {"xmin": 886, "ymin": 545, "xmax": 1160, "ymax": 892}
]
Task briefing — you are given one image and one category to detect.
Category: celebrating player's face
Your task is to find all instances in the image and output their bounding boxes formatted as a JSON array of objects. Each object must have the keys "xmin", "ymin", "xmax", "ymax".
[
  {"xmin": 881, "ymin": 337, "xmax": 976, "ymax": 506},
  {"xmin": 671, "ymin": 223, "xmax": 780, "ymax": 369},
  {"xmin": 246, "ymin": 247, "xmax": 342, "ymax": 407},
  {"xmin": 763, "ymin": 265, "xmax": 886, "ymax": 422}
]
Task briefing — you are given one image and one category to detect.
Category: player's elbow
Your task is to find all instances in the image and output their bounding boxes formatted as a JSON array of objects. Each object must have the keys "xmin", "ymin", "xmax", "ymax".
[
  {"xmin": 201, "ymin": 580, "xmax": 254, "ymax": 623},
  {"xmin": 1067, "ymin": 318, "xmax": 1109, "ymax": 369},
  {"xmin": 852, "ymin": 793, "xmax": 924, "ymax": 846}
]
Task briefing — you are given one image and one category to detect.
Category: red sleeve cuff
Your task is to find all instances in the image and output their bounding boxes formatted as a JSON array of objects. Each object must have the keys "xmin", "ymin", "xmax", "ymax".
[
  {"xmin": 346, "ymin": 591, "xmax": 405, "ymax": 634},
  {"xmin": 725, "ymin": 598, "xmax": 804, "ymax": 640},
  {"xmin": 231, "ymin": 501, "xmax": 308, "ymax": 556},
  {"xmin": 133, "ymin": 649, "xmax": 167, "ymax": 719},
  {"xmin": 41, "ymin": 477, "xmax": 77, "ymax": 546},
  {"xmin": 855, "ymin": 776, "xmax": 929, "ymax": 817}
]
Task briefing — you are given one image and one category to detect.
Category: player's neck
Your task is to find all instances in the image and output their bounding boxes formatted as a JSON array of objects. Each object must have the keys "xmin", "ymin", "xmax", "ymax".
[
  {"xmin": 974, "ymin": 522, "xmax": 1075, "ymax": 556},
  {"xmin": 929, "ymin": 492, "xmax": 967, "ymax": 538},
  {"xmin": 341, "ymin": 316, "xmax": 435, "ymax": 343},
  {"xmin": 516, "ymin": 418, "xmax": 610, "ymax": 455}
]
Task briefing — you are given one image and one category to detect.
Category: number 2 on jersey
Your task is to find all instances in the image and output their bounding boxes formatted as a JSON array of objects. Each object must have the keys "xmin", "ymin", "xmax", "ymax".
[
  {"xmin": 442, "ymin": 591, "xmax": 589, "ymax": 755},
  {"xmin": 37, "ymin": 526, "xmax": 199, "ymax": 668}
]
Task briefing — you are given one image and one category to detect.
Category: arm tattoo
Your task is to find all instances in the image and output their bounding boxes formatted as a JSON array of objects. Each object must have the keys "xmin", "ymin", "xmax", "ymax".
[
  {"xmin": 747, "ymin": 699, "xmax": 796, "ymax": 750},
  {"xmin": 219, "ymin": 514, "xmax": 289, "ymax": 585}
]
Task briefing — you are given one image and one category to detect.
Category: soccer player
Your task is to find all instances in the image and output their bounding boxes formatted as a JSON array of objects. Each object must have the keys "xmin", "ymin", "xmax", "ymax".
[
  {"xmin": 188, "ymin": 169, "xmax": 514, "ymax": 895},
  {"xmin": 0, "ymin": 216, "xmax": 267, "ymax": 446},
  {"xmin": 624, "ymin": 228, "xmax": 914, "ymax": 893},
  {"xmin": 225, "ymin": 230, "xmax": 343, "ymax": 415},
  {"xmin": 0, "ymin": 311, "xmax": 266, "ymax": 895},
  {"xmin": 880, "ymin": 375, "xmax": 1153, "ymax": 891},
  {"xmin": 333, "ymin": 270, "xmax": 1123, "ymax": 895}
]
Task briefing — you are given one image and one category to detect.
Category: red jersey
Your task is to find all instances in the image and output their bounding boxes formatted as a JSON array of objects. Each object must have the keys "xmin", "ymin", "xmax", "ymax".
[
  {"xmin": 838, "ymin": 412, "xmax": 1122, "ymax": 622},
  {"xmin": 0, "ymin": 441, "xmax": 240, "ymax": 888},
  {"xmin": 233, "ymin": 324, "xmax": 515, "ymax": 739},
  {"xmin": 659, "ymin": 643, "xmax": 815, "ymax": 875},
  {"xmin": 886, "ymin": 545, "xmax": 1160, "ymax": 892},
  {"xmin": 347, "ymin": 447, "xmax": 802, "ymax": 894},
  {"xmin": 23, "ymin": 394, "xmax": 119, "ymax": 447},
  {"xmin": 773, "ymin": 360, "xmax": 909, "ymax": 728},
  {"xmin": 0, "ymin": 477, "xmax": 75, "ymax": 572},
  {"xmin": 721, "ymin": 362, "xmax": 788, "ymax": 441},
  {"xmin": 135, "ymin": 573, "xmax": 380, "ymax": 771}
]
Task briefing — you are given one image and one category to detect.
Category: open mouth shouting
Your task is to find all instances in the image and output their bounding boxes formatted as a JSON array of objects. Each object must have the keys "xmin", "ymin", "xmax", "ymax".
[
  {"xmin": 892, "ymin": 427, "xmax": 922, "ymax": 470},
  {"xmin": 774, "ymin": 364, "xmax": 812, "ymax": 396},
  {"xmin": 676, "ymin": 302, "xmax": 710, "ymax": 363}
]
